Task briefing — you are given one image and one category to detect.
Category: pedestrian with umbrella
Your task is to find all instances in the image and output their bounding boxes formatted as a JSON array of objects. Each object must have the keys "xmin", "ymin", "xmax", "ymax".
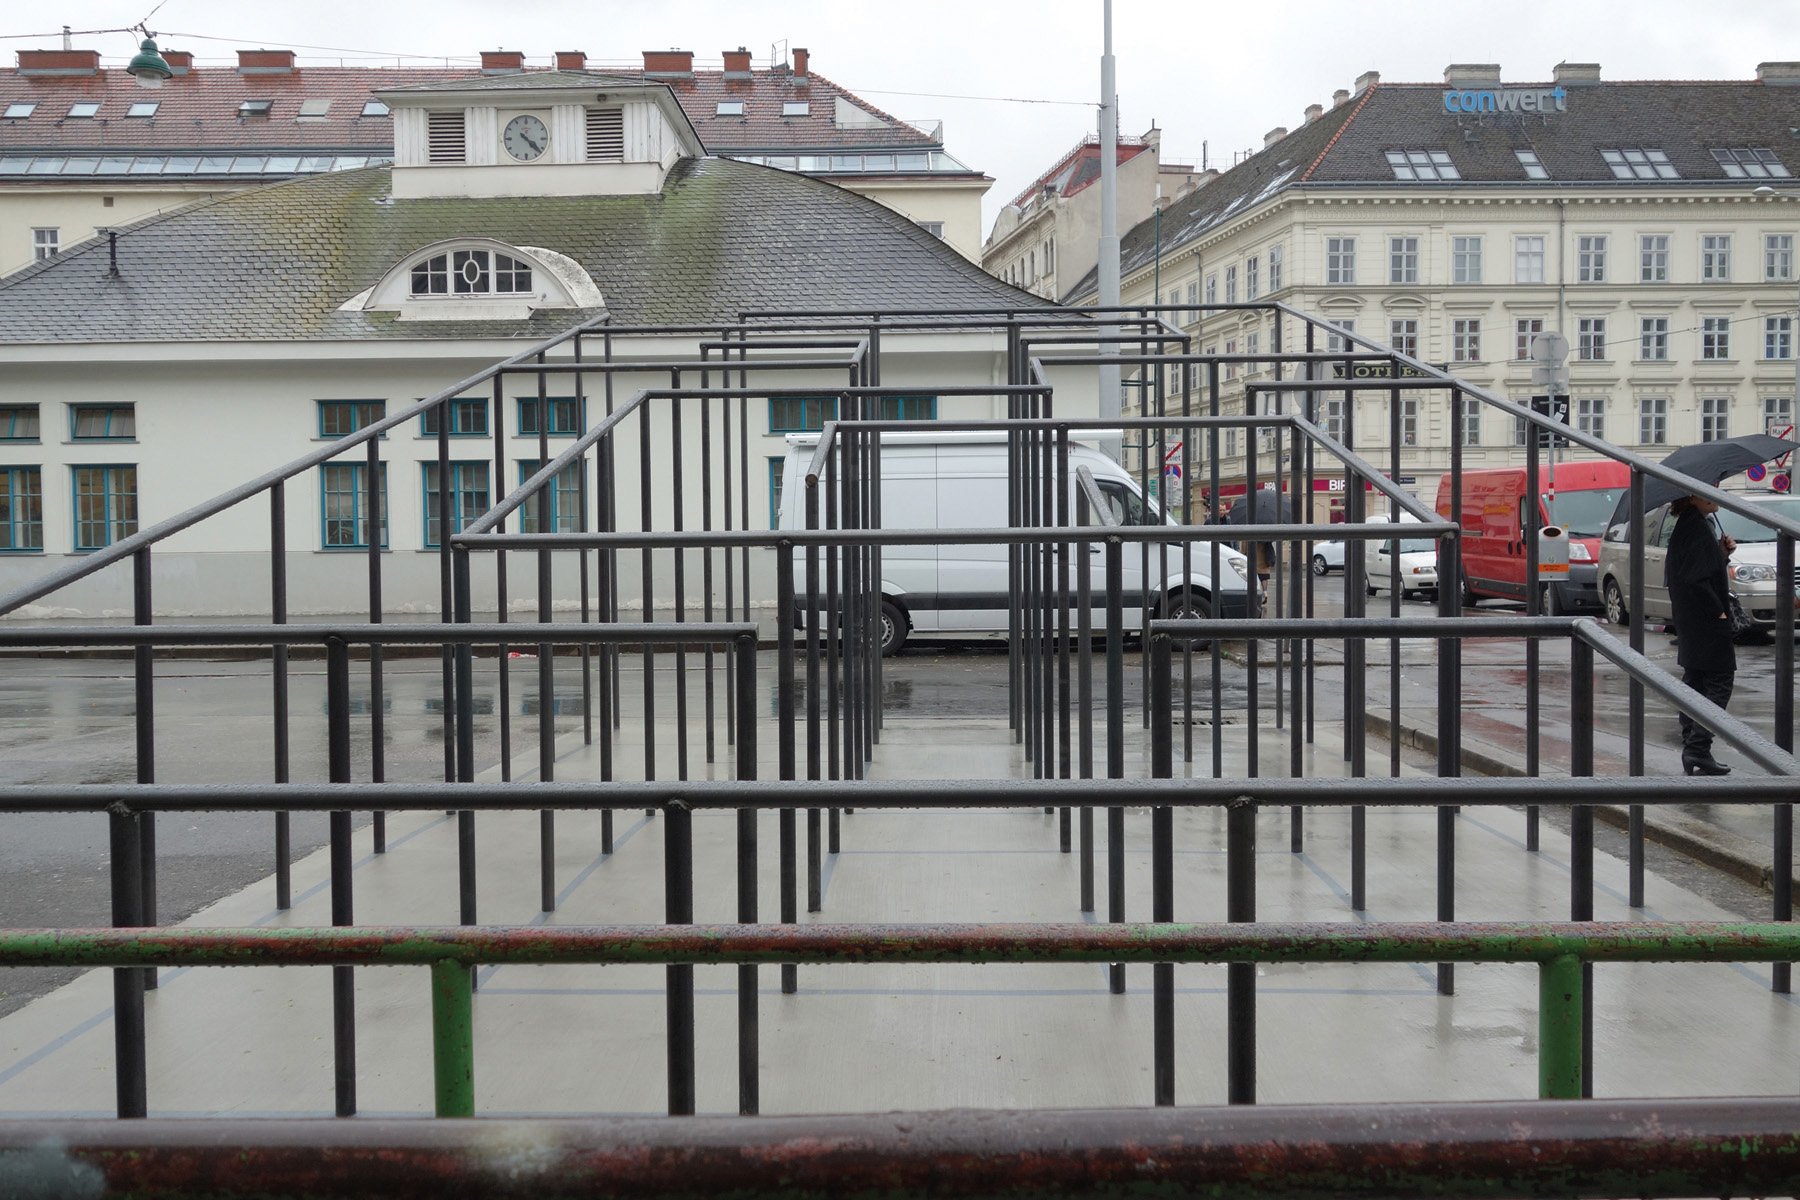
[
  {"xmin": 1624, "ymin": 433, "xmax": 1800, "ymax": 776},
  {"xmin": 1222, "ymin": 489, "xmax": 1295, "ymax": 593}
]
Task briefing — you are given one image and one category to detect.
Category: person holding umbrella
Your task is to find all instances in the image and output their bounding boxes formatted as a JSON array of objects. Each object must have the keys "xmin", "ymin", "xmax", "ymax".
[{"xmin": 1664, "ymin": 491, "xmax": 1736, "ymax": 776}]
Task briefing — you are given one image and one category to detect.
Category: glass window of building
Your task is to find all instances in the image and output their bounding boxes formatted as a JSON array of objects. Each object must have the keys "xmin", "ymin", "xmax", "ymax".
[
  {"xmin": 72, "ymin": 465, "xmax": 137, "ymax": 550},
  {"xmin": 1514, "ymin": 235, "xmax": 1546, "ymax": 284},
  {"xmin": 1577, "ymin": 235, "xmax": 1607, "ymax": 283},
  {"xmin": 1390, "ymin": 318, "xmax": 1418, "ymax": 357},
  {"xmin": 1389, "ymin": 236, "xmax": 1419, "ymax": 284},
  {"xmin": 1224, "ymin": 265, "xmax": 1238, "ymax": 304},
  {"xmin": 1638, "ymin": 396, "xmax": 1668, "ymax": 445},
  {"xmin": 1577, "ymin": 396, "xmax": 1606, "ymax": 440},
  {"xmin": 1638, "ymin": 317, "xmax": 1670, "ymax": 361},
  {"xmin": 1452, "ymin": 235, "xmax": 1482, "ymax": 284},
  {"xmin": 1514, "ymin": 318, "xmax": 1545, "ymax": 361},
  {"xmin": 31, "ymin": 227, "xmax": 58, "ymax": 260},
  {"xmin": 1267, "ymin": 244, "xmax": 1283, "ymax": 291},
  {"xmin": 1602, "ymin": 148, "xmax": 1679, "ymax": 180},
  {"xmin": 1514, "ymin": 149, "xmax": 1549, "ymax": 180},
  {"xmin": 1700, "ymin": 234, "xmax": 1732, "ymax": 281},
  {"xmin": 1205, "ymin": 274, "xmax": 1217, "ymax": 305},
  {"xmin": 1700, "ymin": 317, "xmax": 1732, "ymax": 360},
  {"xmin": 1400, "ymin": 396, "xmax": 1420, "ymax": 445},
  {"xmin": 1712, "ymin": 147, "xmax": 1790, "ymax": 178},
  {"xmin": 1764, "ymin": 394, "xmax": 1794, "ymax": 435},
  {"xmin": 1577, "ymin": 318, "xmax": 1608, "ymax": 361},
  {"xmin": 1324, "ymin": 319, "xmax": 1355, "ymax": 353},
  {"xmin": 1325, "ymin": 237, "xmax": 1355, "ymax": 284},
  {"xmin": 1452, "ymin": 319, "xmax": 1482, "ymax": 363},
  {"xmin": 1639, "ymin": 235, "xmax": 1670, "ymax": 283},
  {"xmin": 1245, "ymin": 255, "xmax": 1259, "ymax": 300},
  {"xmin": 320, "ymin": 462, "xmax": 388, "ymax": 549},
  {"xmin": 1460, "ymin": 396, "xmax": 1482, "ymax": 446},
  {"xmin": 1700, "ymin": 395, "xmax": 1731, "ymax": 442},
  {"xmin": 1384, "ymin": 149, "xmax": 1459, "ymax": 181},
  {"xmin": 1765, "ymin": 234, "xmax": 1794, "ymax": 282},
  {"xmin": 1765, "ymin": 315, "xmax": 1794, "ymax": 359}
]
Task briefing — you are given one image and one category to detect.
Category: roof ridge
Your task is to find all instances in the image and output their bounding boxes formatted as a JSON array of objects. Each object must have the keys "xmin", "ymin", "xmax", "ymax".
[{"xmin": 1301, "ymin": 84, "xmax": 1379, "ymax": 182}]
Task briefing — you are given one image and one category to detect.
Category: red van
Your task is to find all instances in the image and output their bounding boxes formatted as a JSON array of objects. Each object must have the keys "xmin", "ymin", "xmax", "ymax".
[{"xmin": 1436, "ymin": 461, "xmax": 1631, "ymax": 613}]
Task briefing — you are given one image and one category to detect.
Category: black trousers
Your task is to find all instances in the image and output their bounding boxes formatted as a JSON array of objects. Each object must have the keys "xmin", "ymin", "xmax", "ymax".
[{"xmin": 1678, "ymin": 667, "xmax": 1736, "ymax": 756}]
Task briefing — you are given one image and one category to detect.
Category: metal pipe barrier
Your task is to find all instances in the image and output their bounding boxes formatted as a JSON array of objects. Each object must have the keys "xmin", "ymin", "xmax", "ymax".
[
  {"xmin": 2, "ymin": 921, "xmax": 1795, "ymax": 1118},
  {"xmin": 3, "ymin": 1098, "xmax": 1797, "ymax": 1199}
]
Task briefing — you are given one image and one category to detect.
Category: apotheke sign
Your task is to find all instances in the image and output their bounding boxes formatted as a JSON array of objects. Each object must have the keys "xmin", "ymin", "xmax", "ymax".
[{"xmin": 1443, "ymin": 85, "xmax": 1568, "ymax": 114}]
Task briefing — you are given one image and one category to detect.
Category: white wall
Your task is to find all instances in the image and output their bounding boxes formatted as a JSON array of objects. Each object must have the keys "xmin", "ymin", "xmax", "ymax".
[{"xmin": 0, "ymin": 185, "xmax": 231, "ymax": 277}]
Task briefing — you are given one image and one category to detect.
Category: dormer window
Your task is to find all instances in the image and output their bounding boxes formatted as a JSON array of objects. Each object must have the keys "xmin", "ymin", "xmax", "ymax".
[
  {"xmin": 239, "ymin": 99, "xmax": 272, "ymax": 119},
  {"xmin": 361, "ymin": 99, "xmax": 390, "ymax": 117},
  {"xmin": 411, "ymin": 248, "xmax": 534, "ymax": 297}
]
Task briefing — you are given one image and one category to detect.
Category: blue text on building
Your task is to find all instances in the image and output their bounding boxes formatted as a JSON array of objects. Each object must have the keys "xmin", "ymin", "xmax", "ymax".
[{"xmin": 1443, "ymin": 86, "xmax": 1568, "ymax": 114}]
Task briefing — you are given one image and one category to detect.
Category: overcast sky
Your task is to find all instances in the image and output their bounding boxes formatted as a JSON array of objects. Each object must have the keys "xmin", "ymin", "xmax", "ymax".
[{"xmin": 21, "ymin": 0, "xmax": 1799, "ymax": 237}]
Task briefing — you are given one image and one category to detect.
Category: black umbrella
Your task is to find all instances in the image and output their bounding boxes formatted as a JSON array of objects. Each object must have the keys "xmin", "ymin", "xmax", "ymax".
[
  {"xmin": 1222, "ymin": 490, "xmax": 1295, "ymax": 577},
  {"xmin": 1607, "ymin": 434, "xmax": 1800, "ymax": 528}
]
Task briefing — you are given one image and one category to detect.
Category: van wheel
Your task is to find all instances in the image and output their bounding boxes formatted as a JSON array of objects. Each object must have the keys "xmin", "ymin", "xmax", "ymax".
[
  {"xmin": 1366, "ymin": 582, "xmax": 1378, "ymax": 597},
  {"xmin": 878, "ymin": 599, "xmax": 908, "ymax": 657},
  {"xmin": 1459, "ymin": 570, "xmax": 1478, "ymax": 611},
  {"xmin": 1162, "ymin": 588, "xmax": 1213, "ymax": 650},
  {"xmin": 1311, "ymin": 554, "xmax": 1328, "ymax": 576},
  {"xmin": 1603, "ymin": 578, "xmax": 1627, "ymax": 626}
]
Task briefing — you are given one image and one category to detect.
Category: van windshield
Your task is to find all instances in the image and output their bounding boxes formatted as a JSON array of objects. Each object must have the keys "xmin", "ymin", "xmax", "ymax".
[
  {"xmin": 1542, "ymin": 488, "xmax": 1625, "ymax": 537},
  {"xmin": 1717, "ymin": 498, "xmax": 1800, "ymax": 542}
]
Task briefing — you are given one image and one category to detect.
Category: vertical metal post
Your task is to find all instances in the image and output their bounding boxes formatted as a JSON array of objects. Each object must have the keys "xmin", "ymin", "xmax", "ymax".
[
  {"xmin": 364, "ymin": 436, "xmax": 386, "ymax": 855},
  {"xmin": 1772, "ymin": 531, "xmax": 1795, "ymax": 994},
  {"xmin": 664, "ymin": 789, "xmax": 695, "ymax": 1116},
  {"xmin": 1227, "ymin": 794, "xmax": 1257, "ymax": 1104},
  {"xmin": 1627, "ymin": 468, "xmax": 1647, "ymax": 908},
  {"xmin": 493, "ymin": 378, "xmax": 513, "ymax": 784},
  {"xmin": 131, "ymin": 550, "xmax": 157, "ymax": 991},
  {"xmin": 108, "ymin": 805, "xmax": 146, "ymax": 1118},
  {"xmin": 806, "ymin": 474, "xmax": 823, "ymax": 913},
  {"xmin": 1149, "ymin": 635, "xmax": 1174, "ymax": 1107},
  {"xmin": 536, "ymin": 364, "xmax": 557, "ymax": 914},
  {"xmin": 1537, "ymin": 954, "xmax": 1584, "ymax": 1101},
  {"xmin": 1106, "ymin": 534, "xmax": 1125, "ymax": 995},
  {"xmin": 1524, "ymin": 421, "xmax": 1543, "ymax": 850},
  {"xmin": 735, "ymin": 634, "xmax": 760, "ymax": 1115},
  {"xmin": 430, "ymin": 959, "xmax": 475, "ymax": 1118},
  {"xmin": 777, "ymin": 538, "xmax": 799, "ymax": 995},
  {"xmin": 326, "ymin": 635, "xmax": 357, "ymax": 1118},
  {"xmin": 452, "ymin": 550, "xmax": 478, "ymax": 931},
  {"xmin": 1570, "ymin": 634, "xmax": 1595, "ymax": 1099},
  {"xmin": 1077, "ymin": 485, "xmax": 1095, "ymax": 914},
  {"xmin": 270, "ymin": 482, "xmax": 292, "ymax": 910}
]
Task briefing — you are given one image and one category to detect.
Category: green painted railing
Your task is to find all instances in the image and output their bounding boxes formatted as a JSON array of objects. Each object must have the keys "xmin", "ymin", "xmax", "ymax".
[{"xmin": 5, "ymin": 920, "xmax": 1797, "ymax": 1117}]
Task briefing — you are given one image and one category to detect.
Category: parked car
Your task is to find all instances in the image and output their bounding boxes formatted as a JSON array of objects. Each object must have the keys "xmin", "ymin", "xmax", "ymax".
[
  {"xmin": 1438, "ymin": 461, "xmax": 1630, "ymax": 613},
  {"xmin": 1597, "ymin": 492, "xmax": 1800, "ymax": 637},
  {"xmin": 1363, "ymin": 511, "xmax": 1439, "ymax": 600},
  {"xmin": 1311, "ymin": 540, "xmax": 1347, "ymax": 575},
  {"xmin": 776, "ymin": 432, "xmax": 1255, "ymax": 654}
]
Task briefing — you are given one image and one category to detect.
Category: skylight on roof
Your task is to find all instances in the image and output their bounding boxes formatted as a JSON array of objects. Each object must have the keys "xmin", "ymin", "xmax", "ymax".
[
  {"xmin": 3, "ymin": 102, "xmax": 36, "ymax": 119},
  {"xmin": 1712, "ymin": 147, "xmax": 1790, "ymax": 178},
  {"xmin": 297, "ymin": 99, "xmax": 332, "ymax": 122},
  {"xmin": 1602, "ymin": 147, "xmax": 1678, "ymax": 180},
  {"xmin": 716, "ymin": 100, "xmax": 744, "ymax": 116},
  {"xmin": 126, "ymin": 101, "xmax": 159, "ymax": 118},
  {"xmin": 782, "ymin": 101, "xmax": 810, "ymax": 117},
  {"xmin": 239, "ymin": 99, "xmax": 273, "ymax": 118},
  {"xmin": 1515, "ymin": 148, "xmax": 1548, "ymax": 180},
  {"xmin": 66, "ymin": 102, "xmax": 99, "ymax": 119},
  {"xmin": 1251, "ymin": 167, "xmax": 1297, "ymax": 205},
  {"xmin": 1385, "ymin": 149, "xmax": 1459, "ymax": 181},
  {"xmin": 360, "ymin": 99, "xmax": 390, "ymax": 117}
]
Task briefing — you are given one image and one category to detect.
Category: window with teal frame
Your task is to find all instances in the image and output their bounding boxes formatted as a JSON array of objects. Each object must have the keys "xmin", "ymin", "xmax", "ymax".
[
  {"xmin": 768, "ymin": 455, "xmax": 785, "ymax": 527},
  {"xmin": 518, "ymin": 460, "xmax": 586, "ymax": 533},
  {"xmin": 319, "ymin": 462, "xmax": 388, "ymax": 549},
  {"xmin": 71, "ymin": 464, "xmax": 136, "ymax": 551},
  {"xmin": 0, "ymin": 404, "xmax": 40, "ymax": 441},
  {"xmin": 420, "ymin": 397, "xmax": 489, "ymax": 437},
  {"xmin": 769, "ymin": 395, "xmax": 837, "ymax": 433},
  {"xmin": 516, "ymin": 396, "xmax": 583, "ymax": 436},
  {"xmin": 317, "ymin": 400, "xmax": 386, "ymax": 439},
  {"xmin": 875, "ymin": 394, "xmax": 937, "ymax": 421},
  {"xmin": 423, "ymin": 461, "xmax": 490, "ymax": 547},
  {"xmin": 0, "ymin": 466, "xmax": 44, "ymax": 551},
  {"xmin": 70, "ymin": 404, "xmax": 135, "ymax": 441}
]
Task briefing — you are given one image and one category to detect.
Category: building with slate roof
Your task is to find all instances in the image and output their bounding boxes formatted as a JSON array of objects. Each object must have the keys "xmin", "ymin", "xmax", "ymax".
[
  {"xmin": 0, "ymin": 44, "xmax": 990, "ymax": 276},
  {"xmin": 982, "ymin": 128, "xmax": 1209, "ymax": 303},
  {"xmin": 0, "ymin": 69, "xmax": 1046, "ymax": 617},
  {"xmin": 1067, "ymin": 63, "xmax": 1800, "ymax": 521}
]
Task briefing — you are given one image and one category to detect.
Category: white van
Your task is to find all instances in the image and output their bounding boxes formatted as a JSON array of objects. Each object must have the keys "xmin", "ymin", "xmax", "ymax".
[
  {"xmin": 1363, "ymin": 509, "xmax": 1440, "ymax": 600},
  {"xmin": 776, "ymin": 432, "xmax": 1254, "ymax": 654}
]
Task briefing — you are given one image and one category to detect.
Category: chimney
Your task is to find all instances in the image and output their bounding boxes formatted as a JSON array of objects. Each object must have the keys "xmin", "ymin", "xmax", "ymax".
[
  {"xmin": 793, "ymin": 47, "xmax": 809, "ymax": 77},
  {"xmin": 1354, "ymin": 70, "xmax": 1380, "ymax": 94},
  {"xmin": 480, "ymin": 49, "xmax": 524, "ymax": 74},
  {"xmin": 1757, "ymin": 61, "xmax": 1800, "ymax": 86},
  {"xmin": 237, "ymin": 49, "xmax": 296, "ymax": 74},
  {"xmin": 1444, "ymin": 63, "xmax": 1503, "ymax": 87},
  {"xmin": 1332, "ymin": 88, "xmax": 1351, "ymax": 108},
  {"xmin": 1553, "ymin": 61, "xmax": 1602, "ymax": 86},
  {"xmin": 643, "ymin": 49, "xmax": 694, "ymax": 78},
  {"xmin": 723, "ymin": 46, "xmax": 752, "ymax": 77},
  {"xmin": 1263, "ymin": 126, "xmax": 1288, "ymax": 148},
  {"xmin": 554, "ymin": 50, "xmax": 586, "ymax": 71},
  {"xmin": 17, "ymin": 48, "xmax": 101, "ymax": 75},
  {"xmin": 162, "ymin": 49, "xmax": 193, "ymax": 75},
  {"xmin": 1303, "ymin": 102, "xmax": 1324, "ymax": 124}
]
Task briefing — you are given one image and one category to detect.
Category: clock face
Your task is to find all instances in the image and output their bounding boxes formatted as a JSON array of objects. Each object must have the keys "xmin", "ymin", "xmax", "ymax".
[{"xmin": 502, "ymin": 113, "xmax": 549, "ymax": 162}]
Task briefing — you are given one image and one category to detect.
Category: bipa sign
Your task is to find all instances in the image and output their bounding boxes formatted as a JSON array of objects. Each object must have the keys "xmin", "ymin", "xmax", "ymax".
[{"xmin": 1443, "ymin": 86, "xmax": 1568, "ymax": 114}]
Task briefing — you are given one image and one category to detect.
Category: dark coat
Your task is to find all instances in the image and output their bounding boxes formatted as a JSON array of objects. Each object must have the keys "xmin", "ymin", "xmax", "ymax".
[{"xmin": 1663, "ymin": 505, "xmax": 1736, "ymax": 673}]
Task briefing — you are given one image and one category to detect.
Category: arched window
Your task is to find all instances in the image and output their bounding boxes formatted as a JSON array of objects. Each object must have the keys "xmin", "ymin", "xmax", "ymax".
[{"xmin": 410, "ymin": 248, "xmax": 534, "ymax": 297}]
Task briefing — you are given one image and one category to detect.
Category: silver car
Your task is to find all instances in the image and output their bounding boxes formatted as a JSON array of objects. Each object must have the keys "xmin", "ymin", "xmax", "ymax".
[{"xmin": 1597, "ymin": 492, "xmax": 1800, "ymax": 633}]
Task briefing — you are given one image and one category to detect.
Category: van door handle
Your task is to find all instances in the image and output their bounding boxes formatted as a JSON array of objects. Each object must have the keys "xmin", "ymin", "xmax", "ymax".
[{"xmin": 1089, "ymin": 545, "xmax": 1104, "ymax": 554}]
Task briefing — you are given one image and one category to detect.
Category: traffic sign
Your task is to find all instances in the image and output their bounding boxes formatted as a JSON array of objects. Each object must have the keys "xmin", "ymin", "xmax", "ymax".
[
  {"xmin": 1748, "ymin": 463, "xmax": 1769, "ymax": 483},
  {"xmin": 1530, "ymin": 394, "xmax": 1570, "ymax": 449},
  {"xmin": 1775, "ymin": 472, "xmax": 1792, "ymax": 494}
]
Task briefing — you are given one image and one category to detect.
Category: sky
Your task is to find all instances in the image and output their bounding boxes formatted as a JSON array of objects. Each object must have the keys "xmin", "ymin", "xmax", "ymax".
[{"xmin": 15, "ymin": 0, "xmax": 1798, "ymax": 237}]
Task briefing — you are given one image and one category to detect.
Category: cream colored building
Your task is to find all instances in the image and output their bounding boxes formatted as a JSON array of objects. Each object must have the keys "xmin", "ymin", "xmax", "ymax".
[
  {"xmin": 984, "ymin": 128, "xmax": 1207, "ymax": 301},
  {"xmin": 1069, "ymin": 63, "xmax": 1800, "ymax": 520}
]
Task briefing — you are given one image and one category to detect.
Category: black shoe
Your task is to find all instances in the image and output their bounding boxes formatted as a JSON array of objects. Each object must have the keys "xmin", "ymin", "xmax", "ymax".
[{"xmin": 1682, "ymin": 752, "xmax": 1730, "ymax": 777}]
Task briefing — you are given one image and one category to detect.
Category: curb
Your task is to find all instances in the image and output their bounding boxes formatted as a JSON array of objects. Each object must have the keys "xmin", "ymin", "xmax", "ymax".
[{"xmin": 1367, "ymin": 711, "xmax": 1800, "ymax": 897}]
